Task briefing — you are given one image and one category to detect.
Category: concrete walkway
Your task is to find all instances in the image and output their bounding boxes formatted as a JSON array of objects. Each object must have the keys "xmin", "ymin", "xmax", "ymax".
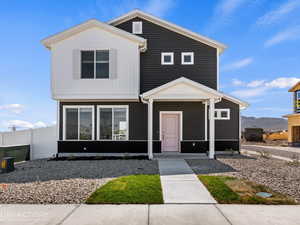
[
  {"xmin": 158, "ymin": 159, "xmax": 216, "ymax": 203},
  {"xmin": 1, "ymin": 204, "xmax": 300, "ymax": 225}
]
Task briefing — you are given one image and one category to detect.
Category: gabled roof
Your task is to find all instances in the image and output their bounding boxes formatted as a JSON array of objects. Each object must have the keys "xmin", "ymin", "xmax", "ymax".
[
  {"xmin": 140, "ymin": 77, "xmax": 248, "ymax": 109},
  {"xmin": 41, "ymin": 19, "xmax": 147, "ymax": 50},
  {"xmin": 289, "ymin": 81, "xmax": 300, "ymax": 92},
  {"xmin": 108, "ymin": 9, "xmax": 227, "ymax": 54}
]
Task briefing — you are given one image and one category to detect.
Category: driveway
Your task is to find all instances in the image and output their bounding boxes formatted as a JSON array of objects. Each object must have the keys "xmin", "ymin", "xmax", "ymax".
[
  {"xmin": 1, "ymin": 204, "xmax": 300, "ymax": 225},
  {"xmin": 242, "ymin": 144, "xmax": 300, "ymax": 159}
]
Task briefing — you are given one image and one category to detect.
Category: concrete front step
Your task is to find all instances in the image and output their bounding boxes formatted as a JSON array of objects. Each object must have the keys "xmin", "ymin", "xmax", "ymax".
[{"xmin": 154, "ymin": 153, "xmax": 208, "ymax": 160}]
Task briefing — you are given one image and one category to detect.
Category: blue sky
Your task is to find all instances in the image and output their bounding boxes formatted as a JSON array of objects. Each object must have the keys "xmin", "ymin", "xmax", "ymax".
[{"xmin": 0, "ymin": 0, "xmax": 299, "ymax": 131}]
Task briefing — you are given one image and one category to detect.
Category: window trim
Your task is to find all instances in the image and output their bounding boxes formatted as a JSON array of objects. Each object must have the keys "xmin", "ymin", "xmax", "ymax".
[
  {"xmin": 161, "ymin": 52, "xmax": 174, "ymax": 65},
  {"xmin": 97, "ymin": 105, "xmax": 129, "ymax": 141},
  {"xmin": 181, "ymin": 52, "xmax": 194, "ymax": 65},
  {"xmin": 214, "ymin": 109, "xmax": 230, "ymax": 120},
  {"xmin": 80, "ymin": 49, "xmax": 110, "ymax": 79},
  {"xmin": 132, "ymin": 21, "xmax": 143, "ymax": 34},
  {"xmin": 63, "ymin": 105, "xmax": 95, "ymax": 141}
]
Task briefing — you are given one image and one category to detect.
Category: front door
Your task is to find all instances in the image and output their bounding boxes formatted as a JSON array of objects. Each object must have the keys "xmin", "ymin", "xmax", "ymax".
[{"xmin": 161, "ymin": 113, "xmax": 180, "ymax": 152}]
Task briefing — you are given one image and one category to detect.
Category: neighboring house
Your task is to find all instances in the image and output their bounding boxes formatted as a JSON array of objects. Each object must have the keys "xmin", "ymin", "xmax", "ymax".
[
  {"xmin": 42, "ymin": 10, "xmax": 248, "ymax": 159},
  {"xmin": 283, "ymin": 81, "xmax": 300, "ymax": 147}
]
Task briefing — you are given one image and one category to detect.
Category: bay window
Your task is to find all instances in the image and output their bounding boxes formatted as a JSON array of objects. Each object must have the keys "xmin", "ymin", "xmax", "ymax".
[
  {"xmin": 63, "ymin": 106, "xmax": 94, "ymax": 140},
  {"xmin": 97, "ymin": 106, "xmax": 128, "ymax": 140}
]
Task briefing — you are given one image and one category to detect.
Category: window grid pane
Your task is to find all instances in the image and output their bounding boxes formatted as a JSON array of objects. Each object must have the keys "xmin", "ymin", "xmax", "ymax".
[
  {"xmin": 66, "ymin": 108, "xmax": 78, "ymax": 140},
  {"xmin": 184, "ymin": 55, "xmax": 191, "ymax": 63},
  {"xmin": 81, "ymin": 51, "xmax": 95, "ymax": 79},
  {"xmin": 99, "ymin": 108, "xmax": 113, "ymax": 140},
  {"xmin": 79, "ymin": 108, "xmax": 93, "ymax": 140},
  {"xmin": 113, "ymin": 108, "xmax": 127, "ymax": 140},
  {"xmin": 99, "ymin": 107, "xmax": 128, "ymax": 140}
]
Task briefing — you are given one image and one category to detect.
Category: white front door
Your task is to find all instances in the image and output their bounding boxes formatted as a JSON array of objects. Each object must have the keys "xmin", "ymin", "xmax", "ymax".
[{"xmin": 161, "ymin": 113, "xmax": 180, "ymax": 152}]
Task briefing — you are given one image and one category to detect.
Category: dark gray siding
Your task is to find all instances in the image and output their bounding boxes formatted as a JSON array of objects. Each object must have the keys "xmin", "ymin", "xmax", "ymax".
[
  {"xmin": 116, "ymin": 17, "xmax": 217, "ymax": 93},
  {"xmin": 59, "ymin": 102, "xmax": 148, "ymax": 140},
  {"xmin": 153, "ymin": 102, "xmax": 205, "ymax": 140},
  {"xmin": 59, "ymin": 100, "xmax": 240, "ymax": 153},
  {"xmin": 59, "ymin": 100, "xmax": 239, "ymax": 141},
  {"xmin": 215, "ymin": 99, "xmax": 240, "ymax": 140}
]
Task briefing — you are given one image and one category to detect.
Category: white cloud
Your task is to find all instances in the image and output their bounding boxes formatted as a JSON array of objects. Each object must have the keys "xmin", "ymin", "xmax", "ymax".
[
  {"xmin": 257, "ymin": 0, "xmax": 300, "ymax": 26},
  {"xmin": 232, "ymin": 79, "xmax": 245, "ymax": 86},
  {"xmin": 2, "ymin": 120, "xmax": 47, "ymax": 130},
  {"xmin": 222, "ymin": 57, "xmax": 253, "ymax": 71},
  {"xmin": 205, "ymin": 0, "xmax": 250, "ymax": 33},
  {"xmin": 265, "ymin": 77, "xmax": 300, "ymax": 88},
  {"xmin": 231, "ymin": 77, "xmax": 300, "ymax": 98},
  {"xmin": 0, "ymin": 104, "xmax": 24, "ymax": 114},
  {"xmin": 264, "ymin": 26, "xmax": 300, "ymax": 47},
  {"xmin": 231, "ymin": 86, "xmax": 268, "ymax": 98},
  {"xmin": 247, "ymin": 80, "xmax": 265, "ymax": 88},
  {"xmin": 216, "ymin": 0, "xmax": 248, "ymax": 17},
  {"xmin": 143, "ymin": 0, "xmax": 176, "ymax": 17}
]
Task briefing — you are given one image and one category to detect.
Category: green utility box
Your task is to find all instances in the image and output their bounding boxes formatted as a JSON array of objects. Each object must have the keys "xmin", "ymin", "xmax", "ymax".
[{"xmin": 1, "ymin": 157, "xmax": 15, "ymax": 173}]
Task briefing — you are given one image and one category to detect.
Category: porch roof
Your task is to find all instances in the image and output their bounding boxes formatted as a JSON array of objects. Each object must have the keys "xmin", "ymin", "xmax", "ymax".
[{"xmin": 140, "ymin": 77, "xmax": 249, "ymax": 109}]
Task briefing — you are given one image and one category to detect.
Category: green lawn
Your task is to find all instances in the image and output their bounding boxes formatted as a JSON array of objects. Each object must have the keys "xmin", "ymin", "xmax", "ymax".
[
  {"xmin": 199, "ymin": 175, "xmax": 297, "ymax": 205},
  {"xmin": 86, "ymin": 175, "xmax": 163, "ymax": 204}
]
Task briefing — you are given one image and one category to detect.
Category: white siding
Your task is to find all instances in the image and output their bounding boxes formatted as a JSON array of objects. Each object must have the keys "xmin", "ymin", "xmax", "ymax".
[{"xmin": 51, "ymin": 27, "xmax": 140, "ymax": 100}]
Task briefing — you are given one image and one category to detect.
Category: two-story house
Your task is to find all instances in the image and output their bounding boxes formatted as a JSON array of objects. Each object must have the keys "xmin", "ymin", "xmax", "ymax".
[
  {"xmin": 284, "ymin": 81, "xmax": 300, "ymax": 147},
  {"xmin": 42, "ymin": 10, "xmax": 248, "ymax": 159}
]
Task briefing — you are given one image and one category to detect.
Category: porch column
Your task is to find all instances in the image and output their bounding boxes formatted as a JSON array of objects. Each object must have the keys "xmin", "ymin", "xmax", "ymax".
[
  {"xmin": 209, "ymin": 98, "xmax": 215, "ymax": 159},
  {"xmin": 148, "ymin": 99, "xmax": 153, "ymax": 160}
]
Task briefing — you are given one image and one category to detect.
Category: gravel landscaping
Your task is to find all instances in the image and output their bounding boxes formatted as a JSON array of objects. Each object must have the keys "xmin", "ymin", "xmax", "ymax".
[
  {"xmin": 187, "ymin": 155, "xmax": 300, "ymax": 202},
  {"xmin": 0, "ymin": 159, "xmax": 158, "ymax": 204}
]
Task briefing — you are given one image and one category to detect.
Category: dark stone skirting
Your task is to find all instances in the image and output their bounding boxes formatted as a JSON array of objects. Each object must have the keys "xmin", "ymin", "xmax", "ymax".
[{"xmin": 58, "ymin": 140, "xmax": 240, "ymax": 154}]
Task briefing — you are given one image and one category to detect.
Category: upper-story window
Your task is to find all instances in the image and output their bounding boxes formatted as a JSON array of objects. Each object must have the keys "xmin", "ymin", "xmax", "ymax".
[
  {"xmin": 214, "ymin": 109, "xmax": 230, "ymax": 120},
  {"xmin": 181, "ymin": 52, "xmax": 194, "ymax": 65},
  {"xmin": 81, "ymin": 50, "xmax": 109, "ymax": 79},
  {"xmin": 132, "ymin": 21, "xmax": 143, "ymax": 34},
  {"xmin": 161, "ymin": 52, "xmax": 174, "ymax": 65}
]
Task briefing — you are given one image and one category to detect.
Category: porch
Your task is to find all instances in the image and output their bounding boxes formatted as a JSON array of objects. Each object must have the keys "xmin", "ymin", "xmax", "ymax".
[{"xmin": 140, "ymin": 77, "xmax": 246, "ymax": 160}]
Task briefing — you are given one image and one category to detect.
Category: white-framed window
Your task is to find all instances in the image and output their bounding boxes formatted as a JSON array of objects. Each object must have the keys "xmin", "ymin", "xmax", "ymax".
[
  {"xmin": 81, "ymin": 50, "xmax": 109, "ymax": 79},
  {"xmin": 161, "ymin": 52, "xmax": 174, "ymax": 65},
  {"xmin": 132, "ymin": 21, "xmax": 143, "ymax": 34},
  {"xmin": 97, "ymin": 105, "xmax": 129, "ymax": 140},
  {"xmin": 214, "ymin": 109, "xmax": 230, "ymax": 120},
  {"xmin": 181, "ymin": 52, "xmax": 194, "ymax": 65},
  {"xmin": 63, "ymin": 106, "xmax": 95, "ymax": 140}
]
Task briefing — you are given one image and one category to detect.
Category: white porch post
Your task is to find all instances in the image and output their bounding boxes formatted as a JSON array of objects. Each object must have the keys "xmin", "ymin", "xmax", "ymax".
[
  {"xmin": 148, "ymin": 99, "xmax": 153, "ymax": 160},
  {"xmin": 209, "ymin": 98, "xmax": 215, "ymax": 159}
]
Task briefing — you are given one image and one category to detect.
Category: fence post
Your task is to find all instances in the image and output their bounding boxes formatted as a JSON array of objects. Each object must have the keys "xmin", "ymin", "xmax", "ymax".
[{"xmin": 30, "ymin": 129, "xmax": 34, "ymax": 160}]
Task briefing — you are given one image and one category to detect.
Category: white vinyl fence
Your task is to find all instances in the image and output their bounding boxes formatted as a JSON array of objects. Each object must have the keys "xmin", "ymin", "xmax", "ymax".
[{"xmin": 0, "ymin": 126, "xmax": 57, "ymax": 160}]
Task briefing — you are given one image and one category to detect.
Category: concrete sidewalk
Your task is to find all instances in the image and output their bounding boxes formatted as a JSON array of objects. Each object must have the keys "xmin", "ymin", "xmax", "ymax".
[
  {"xmin": 1, "ymin": 204, "xmax": 300, "ymax": 225},
  {"xmin": 158, "ymin": 159, "xmax": 216, "ymax": 203}
]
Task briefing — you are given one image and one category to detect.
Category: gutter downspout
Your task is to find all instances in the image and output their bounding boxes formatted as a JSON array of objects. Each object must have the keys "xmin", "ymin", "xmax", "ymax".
[{"xmin": 140, "ymin": 95, "xmax": 153, "ymax": 160}]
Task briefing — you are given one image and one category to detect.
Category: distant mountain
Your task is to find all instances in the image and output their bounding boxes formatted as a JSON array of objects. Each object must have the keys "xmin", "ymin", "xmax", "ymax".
[{"xmin": 241, "ymin": 116, "xmax": 288, "ymax": 132}]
